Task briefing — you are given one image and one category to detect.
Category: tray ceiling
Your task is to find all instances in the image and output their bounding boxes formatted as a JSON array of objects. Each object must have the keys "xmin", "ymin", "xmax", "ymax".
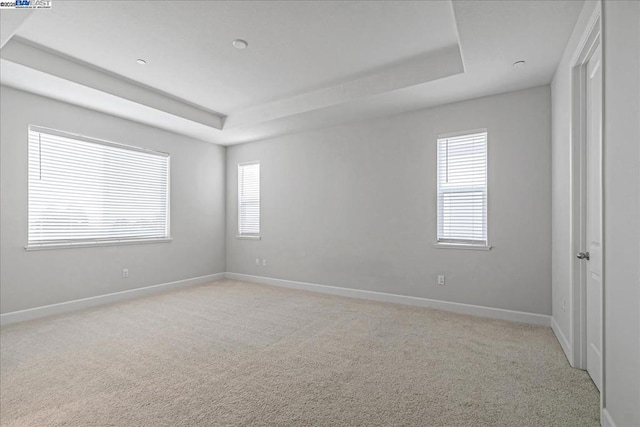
[{"xmin": 0, "ymin": 0, "xmax": 583, "ymax": 145}]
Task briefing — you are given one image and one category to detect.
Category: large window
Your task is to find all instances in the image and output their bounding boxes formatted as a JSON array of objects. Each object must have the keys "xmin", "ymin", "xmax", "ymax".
[
  {"xmin": 28, "ymin": 126, "xmax": 170, "ymax": 248},
  {"xmin": 436, "ymin": 130, "xmax": 488, "ymax": 247},
  {"xmin": 238, "ymin": 161, "xmax": 260, "ymax": 237}
]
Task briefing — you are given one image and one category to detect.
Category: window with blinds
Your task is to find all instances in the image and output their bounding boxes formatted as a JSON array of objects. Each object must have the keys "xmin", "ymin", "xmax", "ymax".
[
  {"xmin": 238, "ymin": 161, "xmax": 260, "ymax": 236},
  {"xmin": 28, "ymin": 126, "xmax": 170, "ymax": 247},
  {"xmin": 437, "ymin": 130, "xmax": 488, "ymax": 246}
]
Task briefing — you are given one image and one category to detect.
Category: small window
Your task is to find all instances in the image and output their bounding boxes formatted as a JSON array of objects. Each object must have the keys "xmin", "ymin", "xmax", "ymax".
[
  {"xmin": 27, "ymin": 126, "xmax": 170, "ymax": 248},
  {"xmin": 436, "ymin": 130, "xmax": 488, "ymax": 248},
  {"xmin": 238, "ymin": 161, "xmax": 260, "ymax": 237}
]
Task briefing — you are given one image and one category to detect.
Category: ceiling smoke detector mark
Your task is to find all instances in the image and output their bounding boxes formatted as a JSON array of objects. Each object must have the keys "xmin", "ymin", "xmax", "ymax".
[
  {"xmin": 512, "ymin": 60, "xmax": 526, "ymax": 68},
  {"xmin": 136, "ymin": 59, "xmax": 147, "ymax": 65},
  {"xmin": 232, "ymin": 39, "xmax": 248, "ymax": 50}
]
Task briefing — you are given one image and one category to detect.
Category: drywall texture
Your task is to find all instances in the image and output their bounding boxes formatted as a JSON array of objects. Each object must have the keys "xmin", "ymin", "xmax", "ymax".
[
  {"xmin": 0, "ymin": 86, "xmax": 226, "ymax": 313},
  {"xmin": 227, "ymin": 86, "xmax": 552, "ymax": 315},
  {"xmin": 550, "ymin": 0, "xmax": 599, "ymax": 355},
  {"xmin": 602, "ymin": 1, "xmax": 640, "ymax": 425}
]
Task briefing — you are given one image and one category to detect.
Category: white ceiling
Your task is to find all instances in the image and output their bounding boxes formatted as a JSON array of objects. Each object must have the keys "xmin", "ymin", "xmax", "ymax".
[{"xmin": 0, "ymin": 0, "xmax": 583, "ymax": 146}]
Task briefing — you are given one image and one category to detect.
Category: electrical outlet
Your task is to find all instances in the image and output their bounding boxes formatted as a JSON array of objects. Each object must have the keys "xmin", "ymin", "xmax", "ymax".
[
  {"xmin": 122, "ymin": 268, "xmax": 129, "ymax": 278},
  {"xmin": 437, "ymin": 275, "xmax": 445, "ymax": 285},
  {"xmin": 563, "ymin": 299, "xmax": 566, "ymax": 312},
  {"xmin": 255, "ymin": 258, "xmax": 260, "ymax": 266},
  {"xmin": 262, "ymin": 259, "xmax": 267, "ymax": 266}
]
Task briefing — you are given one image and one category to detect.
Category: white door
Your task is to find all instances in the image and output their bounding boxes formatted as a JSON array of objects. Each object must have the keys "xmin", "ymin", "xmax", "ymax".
[{"xmin": 584, "ymin": 42, "xmax": 602, "ymax": 391}]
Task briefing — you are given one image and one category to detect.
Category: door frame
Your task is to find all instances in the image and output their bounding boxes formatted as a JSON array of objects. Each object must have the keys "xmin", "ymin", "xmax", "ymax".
[{"xmin": 569, "ymin": 4, "xmax": 603, "ymax": 406}]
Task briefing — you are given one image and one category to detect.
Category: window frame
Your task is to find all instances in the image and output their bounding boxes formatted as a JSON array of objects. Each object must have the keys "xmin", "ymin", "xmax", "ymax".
[
  {"xmin": 434, "ymin": 129, "xmax": 491, "ymax": 251},
  {"xmin": 25, "ymin": 125, "xmax": 171, "ymax": 250},
  {"xmin": 237, "ymin": 160, "xmax": 261, "ymax": 240}
]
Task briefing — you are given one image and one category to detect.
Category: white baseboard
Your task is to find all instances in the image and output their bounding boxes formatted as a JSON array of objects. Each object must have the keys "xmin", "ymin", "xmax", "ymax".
[
  {"xmin": 225, "ymin": 272, "xmax": 551, "ymax": 326},
  {"xmin": 601, "ymin": 408, "xmax": 617, "ymax": 427},
  {"xmin": 0, "ymin": 273, "xmax": 225, "ymax": 326},
  {"xmin": 2, "ymin": 272, "xmax": 552, "ymax": 328},
  {"xmin": 551, "ymin": 316, "xmax": 573, "ymax": 365}
]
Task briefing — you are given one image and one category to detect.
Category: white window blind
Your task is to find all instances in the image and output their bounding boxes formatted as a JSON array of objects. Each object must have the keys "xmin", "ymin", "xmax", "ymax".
[
  {"xmin": 238, "ymin": 161, "xmax": 260, "ymax": 236},
  {"xmin": 28, "ymin": 126, "xmax": 170, "ymax": 247},
  {"xmin": 437, "ymin": 131, "xmax": 488, "ymax": 246}
]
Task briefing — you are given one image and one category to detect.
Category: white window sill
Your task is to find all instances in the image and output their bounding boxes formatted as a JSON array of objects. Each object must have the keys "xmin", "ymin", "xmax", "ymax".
[
  {"xmin": 434, "ymin": 243, "xmax": 492, "ymax": 251},
  {"xmin": 236, "ymin": 235, "xmax": 261, "ymax": 240},
  {"xmin": 25, "ymin": 238, "xmax": 172, "ymax": 251}
]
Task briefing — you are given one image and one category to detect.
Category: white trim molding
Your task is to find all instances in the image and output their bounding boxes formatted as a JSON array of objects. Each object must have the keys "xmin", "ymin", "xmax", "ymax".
[
  {"xmin": 1, "ymin": 272, "xmax": 553, "ymax": 328},
  {"xmin": 0, "ymin": 273, "xmax": 225, "ymax": 326},
  {"xmin": 601, "ymin": 408, "xmax": 617, "ymax": 427},
  {"xmin": 433, "ymin": 243, "xmax": 492, "ymax": 251},
  {"xmin": 569, "ymin": 5, "xmax": 602, "ymax": 374},
  {"xmin": 551, "ymin": 316, "xmax": 573, "ymax": 365},
  {"xmin": 1, "ymin": 39, "xmax": 225, "ymax": 130},
  {"xmin": 225, "ymin": 272, "xmax": 551, "ymax": 326}
]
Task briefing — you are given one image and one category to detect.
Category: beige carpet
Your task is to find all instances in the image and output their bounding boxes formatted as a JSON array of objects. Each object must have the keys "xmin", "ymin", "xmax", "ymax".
[{"xmin": 1, "ymin": 279, "xmax": 598, "ymax": 426}]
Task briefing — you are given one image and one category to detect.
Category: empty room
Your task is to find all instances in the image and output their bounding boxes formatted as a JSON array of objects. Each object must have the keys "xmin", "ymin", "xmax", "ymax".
[{"xmin": 0, "ymin": 0, "xmax": 638, "ymax": 426}]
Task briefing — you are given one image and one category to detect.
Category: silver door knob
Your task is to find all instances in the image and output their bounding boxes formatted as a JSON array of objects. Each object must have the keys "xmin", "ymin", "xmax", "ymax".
[{"xmin": 577, "ymin": 252, "xmax": 590, "ymax": 260}]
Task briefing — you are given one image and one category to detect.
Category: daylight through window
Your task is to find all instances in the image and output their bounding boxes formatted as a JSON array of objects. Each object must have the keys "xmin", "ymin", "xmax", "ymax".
[
  {"xmin": 238, "ymin": 161, "xmax": 260, "ymax": 236},
  {"xmin": 27, "ymin": 126, "xmax": 170, "ymax": 247},
  {"xmin": 437, "ymin": 131, "xmax": 488, "ymax": 246}
]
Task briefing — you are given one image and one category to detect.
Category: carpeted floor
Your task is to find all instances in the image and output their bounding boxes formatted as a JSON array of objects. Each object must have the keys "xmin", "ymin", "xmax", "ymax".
[{"xmin": 1, "ymin": 279, "xmax": 599, "ymax": 426}]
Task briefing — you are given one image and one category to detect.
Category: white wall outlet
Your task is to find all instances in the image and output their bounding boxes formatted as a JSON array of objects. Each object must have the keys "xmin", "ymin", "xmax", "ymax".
[
  {"xmin": 255, "ymin": 258, "xmax": 260, "ymax": 266},
  {"xmin": 262, "ymin": 259, "xmax": 267, "ymax": 266},
  {"xmin": 122, "ymin": 268, "xmax": 129, "ymax": 278},
  {"xmin": 437, "ymin": 275, "xmax": 445, "ymax": 285}
]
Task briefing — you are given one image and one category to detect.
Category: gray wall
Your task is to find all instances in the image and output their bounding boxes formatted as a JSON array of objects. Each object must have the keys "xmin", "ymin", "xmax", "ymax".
[
  {"xmin": 226, "ymin": 86, "xmax": 552, "ymax": 315},
  {"xmin": 0, "ymin": 86, "xmax": 226, "ymax": 313},
  {"xmin": 602, "ymin": 1, "xmax": 640, "ymax": 424}
]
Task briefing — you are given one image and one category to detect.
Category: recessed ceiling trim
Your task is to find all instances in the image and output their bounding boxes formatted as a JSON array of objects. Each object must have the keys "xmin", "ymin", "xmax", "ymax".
[
  {"xmin": 1, "ymin": 39, "xmax": 225, "ymax": 130},
  {"xmin": 0, "ymin": 8, "xmax": 34, "ymax": 48},
  {"xmin": 224, "ymin": 45, "xmax": 464, "ymax": 129},
  {"xmin": 1, "ymin": 60, "xmax": 224, "ymax": 144}
]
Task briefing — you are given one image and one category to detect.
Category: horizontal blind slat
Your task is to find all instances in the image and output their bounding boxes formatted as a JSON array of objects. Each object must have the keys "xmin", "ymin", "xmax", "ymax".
[
  {"xmin": 28, "ymin": 128, "xmax": 170, "ymax": 244},
  {"xmin": 238, "ymin": 162, "xmax": 260, "ymax": 235},
  {"xmin": 437, "ymin": 131, "xmax": 487, "ymax": 244}
]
